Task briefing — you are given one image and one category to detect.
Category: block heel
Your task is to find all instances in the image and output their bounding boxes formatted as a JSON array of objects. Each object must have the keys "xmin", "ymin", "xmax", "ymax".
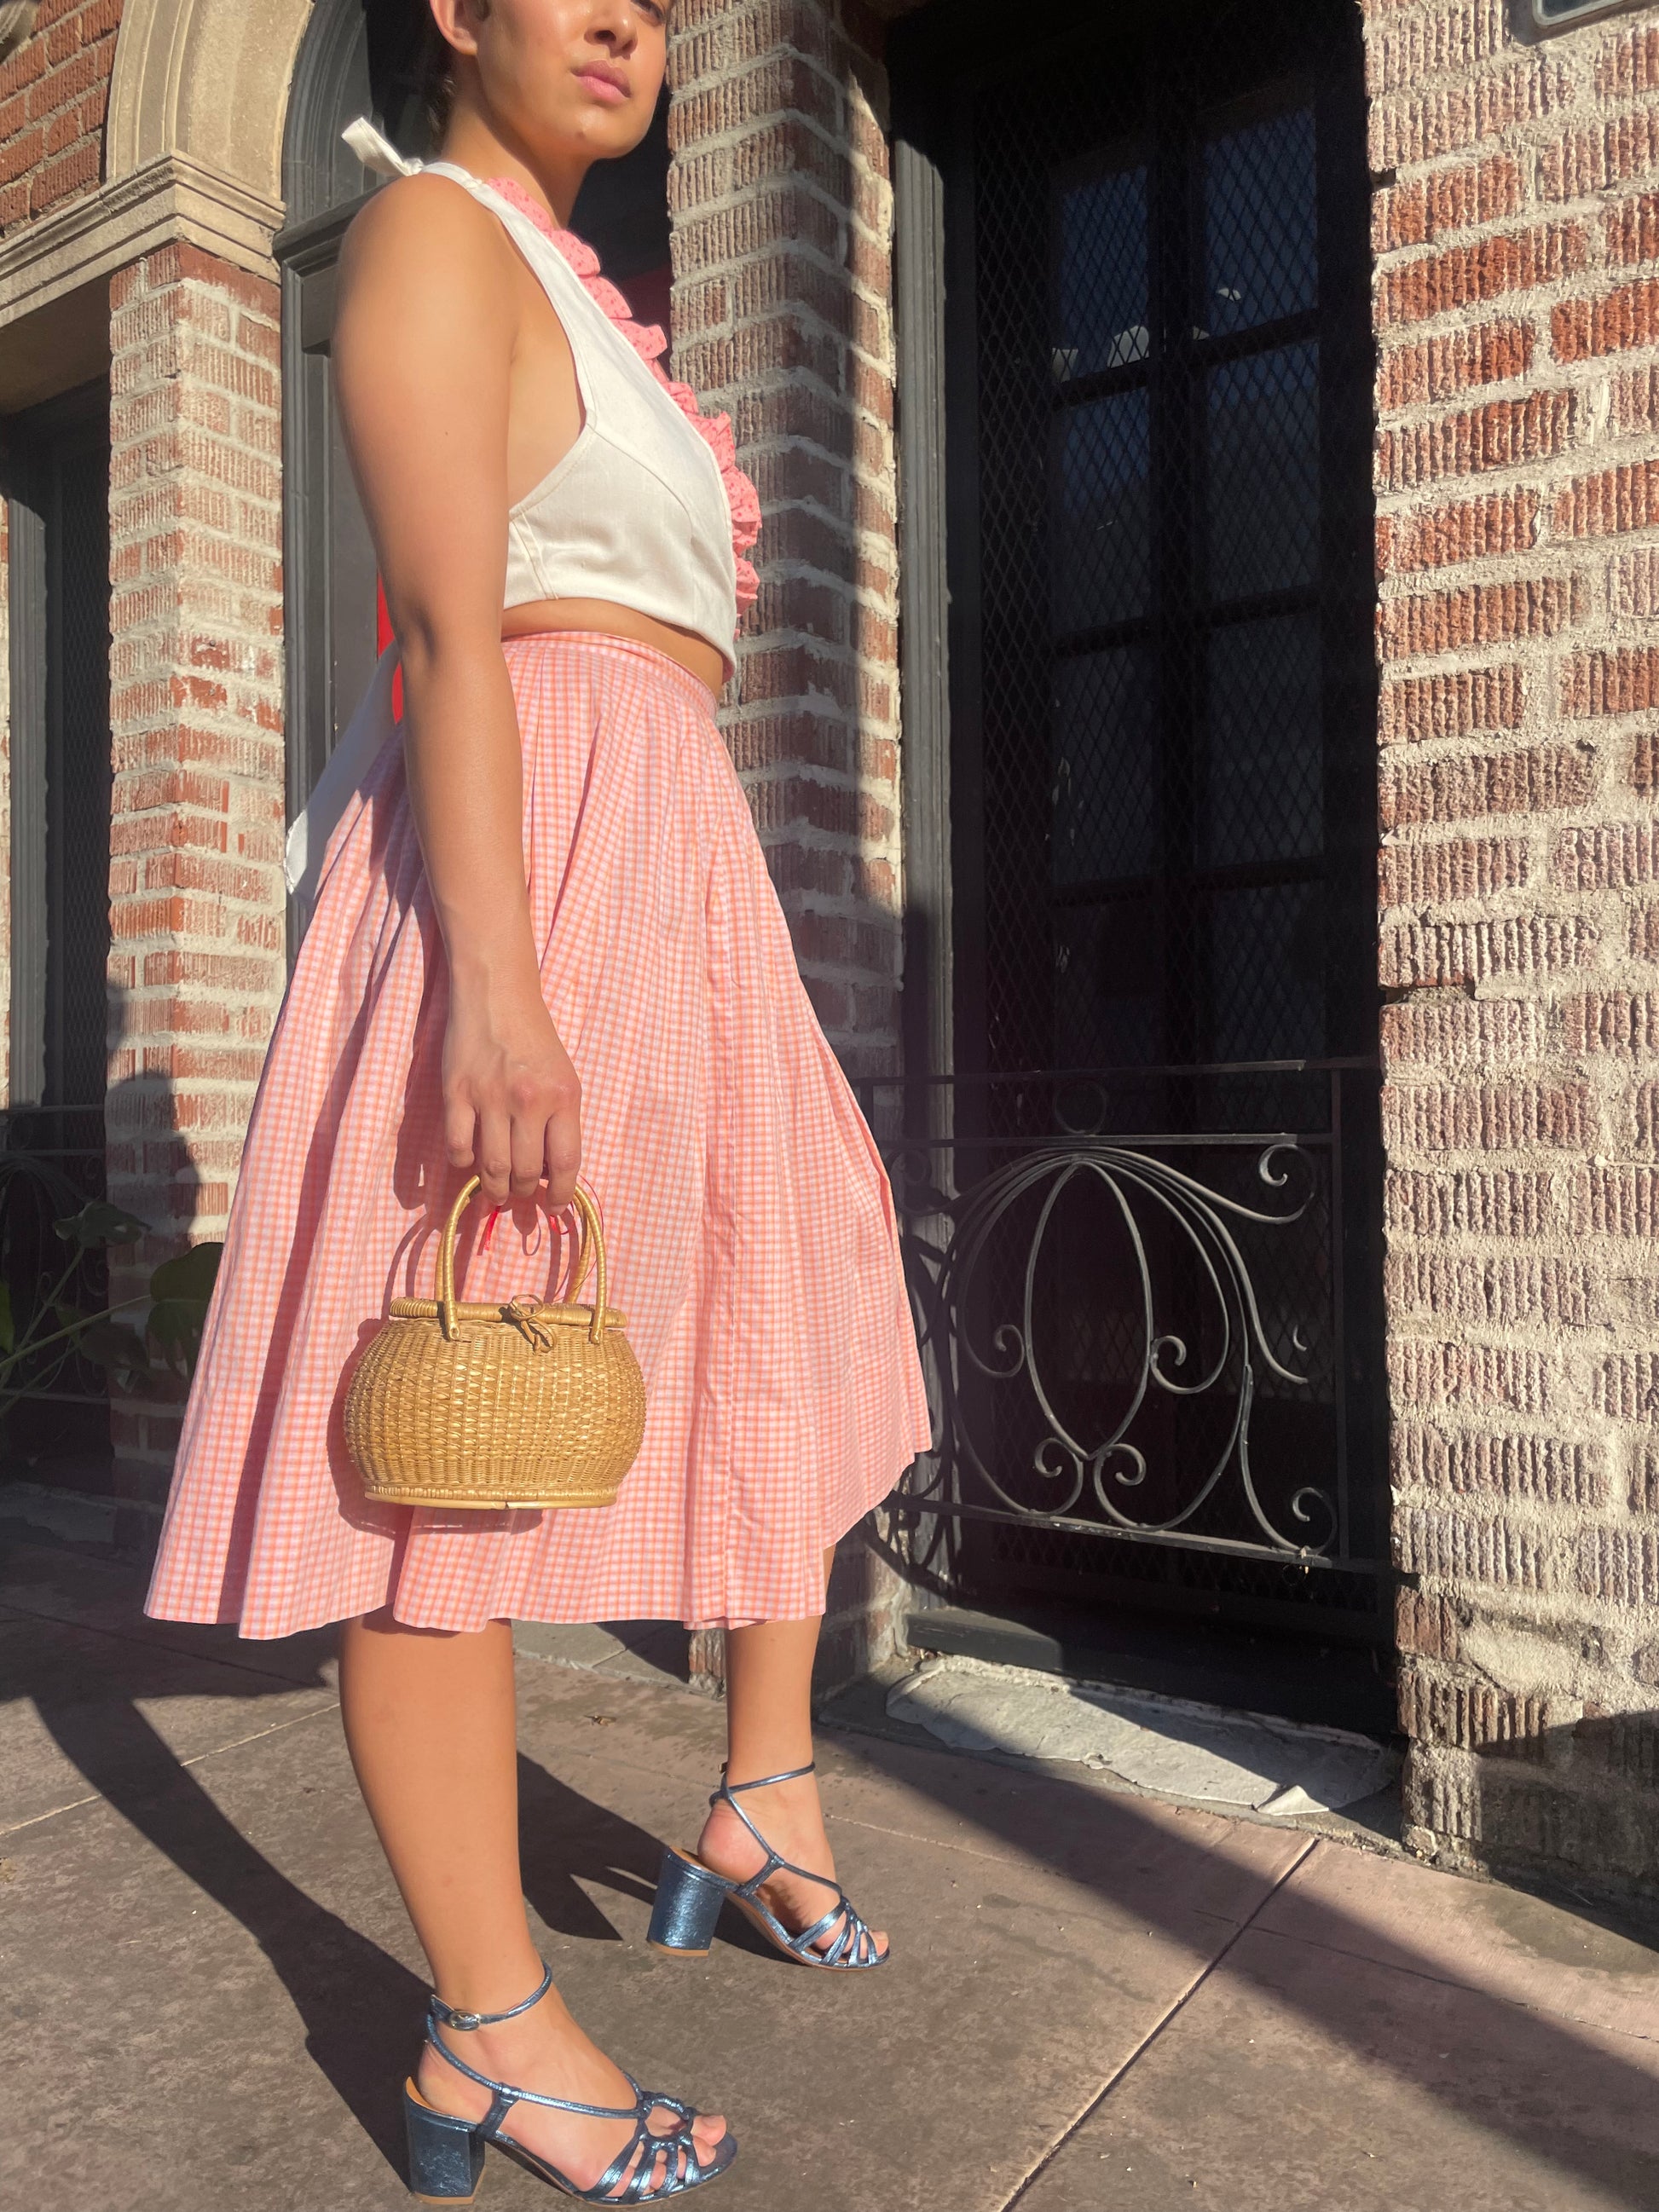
[
  {"xmin": 664, "ymin": 1763, "xmax": 888, "ymax": 1970},
  {"xmin": 647, "ymin": 1847, "xmax": 730, "ymax": 1956},
  {"xmin": 405, "ymin": 2084, "xmax": 487, "ymax": 2203}
]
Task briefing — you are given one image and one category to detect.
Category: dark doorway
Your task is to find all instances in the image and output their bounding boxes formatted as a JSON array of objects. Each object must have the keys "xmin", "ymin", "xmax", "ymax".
[
  {"xmin": 888, "ymin": 0, "xmax": 1389, "ymax": 1722},
  {"xmin": 3, "ymin": 380, "xmax": 114, "ymax": 1493}
]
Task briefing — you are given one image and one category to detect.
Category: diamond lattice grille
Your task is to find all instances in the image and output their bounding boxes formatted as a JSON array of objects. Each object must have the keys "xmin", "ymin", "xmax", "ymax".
[{"xmin": 967, "ymin": 0, "xmax": 1376, "ymax": 1082}]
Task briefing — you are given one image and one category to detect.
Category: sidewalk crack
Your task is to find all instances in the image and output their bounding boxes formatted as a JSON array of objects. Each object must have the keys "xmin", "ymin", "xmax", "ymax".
[{"xmin": 995, "ymin": 1833, "xmax": 1319, "ymax": 2211}]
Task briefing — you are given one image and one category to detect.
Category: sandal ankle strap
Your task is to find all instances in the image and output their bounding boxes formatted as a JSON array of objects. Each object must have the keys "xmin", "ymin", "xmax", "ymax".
[
  {"xmin": 714, "ymin": 1760, "xmax": 815, "ymax": 1802},
  {"xmin": 429, "ymin": 1960, "xmax": 553, "ymax": 2033}
]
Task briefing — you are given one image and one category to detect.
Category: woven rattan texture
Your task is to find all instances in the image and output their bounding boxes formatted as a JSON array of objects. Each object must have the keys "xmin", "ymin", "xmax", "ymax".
[{"xmin": 345, "ymin": 1313, "xmax": 646, "ymax": 1509}]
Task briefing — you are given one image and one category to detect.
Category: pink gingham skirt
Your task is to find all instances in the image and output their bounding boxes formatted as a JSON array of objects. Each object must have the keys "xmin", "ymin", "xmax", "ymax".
[{"xmin": 145, "ymin": 633, "xmax": 930, "ymax": 1639}]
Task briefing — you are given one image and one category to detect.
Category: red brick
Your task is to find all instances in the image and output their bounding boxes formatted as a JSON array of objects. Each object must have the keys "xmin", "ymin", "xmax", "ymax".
[
  {"xmin": 1552, "ymin": 822, "xmax": 1659, "ymax": 890},
  {"xmin": 1380, "ymin": 223, "xmax": 1585, "ymax": 328},
  {"xmin": 1613, "ymin": 365, "xmax": 1659, "ymax": 435},
  {"xmin": 1391, "ymin": 1337, "xmax": 1555, "ymax": 1418},
  {"xmin": 1382, "ymin": 1081, "xmax": 1594, "ymax": 1152},
  {"xmin": 1383, "ymin": 491, "xmax": 1537, "ymax": 574},
  {"xmin": 1378, "ymin": 576, "xmax": 1576, "ymax": 660},
  {"xmin": 1540, "ymin": 109, "xmax": 1659, "ymax": 204},
  {"xmin": 1594, "ymin": 1353, "xmax": 1659, "ymax": 1422},
  {"xmin": 1377, "ymin": 392, "xmax": 1575, "ymax": 491},
  {"xmin": 1561, "ymin": 992, "xmax": 1659, "ymax": 1056},
  {"xmin": 1553, "ymin": 280, "xmax": 1659, "ymax": 365},
  {"xmin": 1396, "ymin": 1586, "xmax": 1465, "ymax": 1662},
  {"xmin": 1379, "ymin": 915, "xmax": 1598, "ymax": 986},
  {"xmin": 1386, "ymin": 1259, "xmax": 1596, "ymax": 1337},
  {"xmin": 1380, "ymin": 745, "xmax": 1595, "ymax": 830},
  {"xmin": 1369, "ymin": 52, "xmax": 1569, "ymax": 170},
  {"xmin": 1379, "ymin": 664, "xmax": 1523, "ymax": 747},
  {"xmin": 1379, "ymin": 836, "xmax": 1529, "ymax": 906},
  {"xmin": 1409, "ymin": 1429, "xmax": 1599, "ymax": 1510},
  {"xmin": 1394, "ymin": 1503, "xmax": 1556, "ymax": 1591},
  {"xmin": 1374, "ymin": 157, "xmax": 1523, "ymax": 252},
  {"xmin": 1380, "ymin": 996, "xmax": 1545, "ymax": 1070},
  {"xmin": 1597, "ymin": 23, "xmax": 1659, "ymax": 100},
  {"xmin": 1578, "ymin": 1529, "xmax": 1659, "ymax": 1605},
  {"xmin": 1631, "ymin": 903, "xmax": 1659, "ymax": 963},
  {"xmin": 1554, "ymin": 459, "xmax": 1659, "ymax": 540},
  {"xmin": 1380, "ymin": 322, "xmax": 1532, "ymax": 411},
  {"xmin": 1385, "ymin": 1166, "xmax": 1554, "ymax": 1237},
  {"xmin": 1562, "ymin": 649, "xmax": 1659, "ymax": 719}
]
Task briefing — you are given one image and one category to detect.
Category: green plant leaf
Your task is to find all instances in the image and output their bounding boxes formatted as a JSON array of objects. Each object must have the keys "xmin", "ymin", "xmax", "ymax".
[
  {"xmin": 54, "ymin": 1201, "xmax": 151, "ymax": 1250},
  {"xmin": 147, "ymin": 1243, "xmax": 223, "ymax": 1304},
  {"xmin": 76, "ymin": 1320, "xmax": 154, "ymax": 1391},
  {"xmin": 147, "ymin": 1242, "xmax": 223, "ymax": 1371}
]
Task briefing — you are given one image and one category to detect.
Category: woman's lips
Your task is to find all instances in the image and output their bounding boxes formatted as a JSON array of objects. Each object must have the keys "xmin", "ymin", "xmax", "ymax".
[{"xmin": 575, "ymin": 66, "xmax": 629, "ymax": 105}]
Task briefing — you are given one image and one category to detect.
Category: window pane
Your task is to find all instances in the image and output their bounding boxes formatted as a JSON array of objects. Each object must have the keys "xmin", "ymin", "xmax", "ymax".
[
  {"xmin": 1054, "ymin": 163, "xmax": 1149, "ymax": 380},
  {"xmin": 1202, "ymin": 616, "xmax": 1323, "ymax": 870},
  {"xmin": 1052, "ymin": 647, "xmax": 1158, "ymax": 887},
  {"xmin": 1055, "ymin": 903, "xmax": 1162, "ymax": 1070},
  {"xmin": 1203, "ymin": 881, "xmax": 1326, "ymax": 1061},
  {"xmin": 1052, "ymin": 391, "xmax": 1152, "ymax": 632},
  {"xmin": 1202, "ymin": 105, "xmax": 1316, "ymax": 336},
  {"xmin": 1206, "ymin": 343, "xmax": 1320, "ymax": 603}
]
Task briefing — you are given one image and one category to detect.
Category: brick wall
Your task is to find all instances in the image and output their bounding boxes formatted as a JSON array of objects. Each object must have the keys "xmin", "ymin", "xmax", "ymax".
[
  {"xmin": 668, "ymin": 0, "xmax": 909, "ymax": 1684},
  {"xmin": 105, "ymin": 241, "xmax": 286, "ymax": 1508},
  {"xmin": 668, "ymin": 0, "xmax": 902, "ymax": 1083},
  {"xmin": 0, "ymin": 0, "xmax": 121, "ymax": 237},
  {"xmin": 1368, "ymin": 1, "xmax": 1659, "ymax": 1885}
]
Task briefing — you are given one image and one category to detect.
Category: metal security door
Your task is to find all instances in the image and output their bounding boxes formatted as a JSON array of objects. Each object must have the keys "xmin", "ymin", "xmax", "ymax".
[
  {"xmin": 3, "ymin": 383, "xmax": 115, "ymax": 1488},
  {"xmin": 887, "ymin": 0, "xmax": 1387, "ymax": 1649}
]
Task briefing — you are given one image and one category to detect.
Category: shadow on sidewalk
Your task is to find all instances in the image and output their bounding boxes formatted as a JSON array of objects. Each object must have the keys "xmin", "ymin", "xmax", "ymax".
[
  {"xmin": 6, "ymin": 1556, "xmax": 1659, "ymax": 2205},
  {"xmin": 14, "ymin": 1626, "xmax": 423, "ymax": 2174}
]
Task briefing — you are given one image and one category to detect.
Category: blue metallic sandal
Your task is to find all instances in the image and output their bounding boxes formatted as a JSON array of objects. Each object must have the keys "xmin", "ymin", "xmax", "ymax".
[
  {"xmin": 646, "ymin": 1762, "xmax": 888, "ymax": 1970},
  {"xmin": 403, "ymin": 1962, "xmax": 737, "ymax": 2203}
]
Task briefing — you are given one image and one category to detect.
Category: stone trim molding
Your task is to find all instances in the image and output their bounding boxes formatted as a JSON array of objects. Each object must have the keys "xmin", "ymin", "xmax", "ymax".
[
  {"xmin": 107, "ymin": 0, "xmax": 313, "ymax": 202},
  {"xmin": 0, "ymin": 153, "xmax": 283, "ymax": 333}
]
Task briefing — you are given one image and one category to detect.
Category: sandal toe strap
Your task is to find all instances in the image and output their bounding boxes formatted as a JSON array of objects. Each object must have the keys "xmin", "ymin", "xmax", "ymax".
[{"xmin": 596, "ymin": 2094, "xmax": 719, "ymax": 2203}]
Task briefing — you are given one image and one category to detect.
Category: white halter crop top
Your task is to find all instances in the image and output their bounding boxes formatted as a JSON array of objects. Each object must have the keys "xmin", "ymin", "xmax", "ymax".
[{"xmin": 285, "ymin": 119, "xmax": 761, "ymax": 909}]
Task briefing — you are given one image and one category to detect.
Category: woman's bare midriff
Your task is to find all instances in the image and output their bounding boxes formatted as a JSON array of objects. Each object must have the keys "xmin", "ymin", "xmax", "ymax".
[{"xmin": 501, "ymin": 597, "xmax": 726, "ymax": 696}]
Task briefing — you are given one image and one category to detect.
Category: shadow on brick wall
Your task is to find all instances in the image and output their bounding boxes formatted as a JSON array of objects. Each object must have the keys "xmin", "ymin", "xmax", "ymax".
[{"xmin": 103, "ymin": 980, "xmax": 203, "ymax": 1556}]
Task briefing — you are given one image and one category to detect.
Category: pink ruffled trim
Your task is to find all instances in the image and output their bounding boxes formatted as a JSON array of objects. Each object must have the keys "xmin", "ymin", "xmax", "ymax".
[{"xmin": 486, "ymin": 177, "xmax": 760, "ymax": 616}]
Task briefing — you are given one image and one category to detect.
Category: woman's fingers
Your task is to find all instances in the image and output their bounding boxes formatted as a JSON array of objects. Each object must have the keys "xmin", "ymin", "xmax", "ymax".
[
  {"xmin": 508, "ymin": 1085, "xmax": 550, "ymax": 1198},
  {"xmin": 544, "ymin": 1092, "xmax": 582, "ymax": 1211},
  {"xmin": 443, "ymin": 1087, "xmax": 477, "ymax": 1175},
  {"xmin": 475, "ymin": 1102, "xmax": 514, "ymax": 1204}
]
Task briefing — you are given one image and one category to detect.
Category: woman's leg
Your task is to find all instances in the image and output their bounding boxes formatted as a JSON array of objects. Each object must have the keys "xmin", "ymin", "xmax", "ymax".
[
  {"xmin": 695, "ymin": 1549, "xmax": 888, "ymax": 1958},
  {"xmin": 339, "ymin": 1611, "xmax": 724, "ymax": 2188}
]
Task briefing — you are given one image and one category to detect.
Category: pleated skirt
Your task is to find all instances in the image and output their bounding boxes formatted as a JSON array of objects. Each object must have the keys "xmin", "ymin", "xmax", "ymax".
[{"xmin": 145, "ymin": 633, "xmax": 930, "ymax": 1638}]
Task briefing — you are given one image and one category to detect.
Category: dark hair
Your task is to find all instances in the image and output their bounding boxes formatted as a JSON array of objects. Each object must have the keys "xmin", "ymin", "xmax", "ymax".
[{"xmin": 413, "ymin": 2, "xmax": 490, "ymax": 139}]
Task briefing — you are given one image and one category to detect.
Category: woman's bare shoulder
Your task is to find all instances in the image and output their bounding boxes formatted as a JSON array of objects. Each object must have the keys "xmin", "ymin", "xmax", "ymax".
[{"xmin": 338, "ymin": 171, "xmax": 515, "ymax": 320}]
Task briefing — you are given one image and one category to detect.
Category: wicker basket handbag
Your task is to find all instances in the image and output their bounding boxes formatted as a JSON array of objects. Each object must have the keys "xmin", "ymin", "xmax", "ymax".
[{"xmin": 344, "ymin": 1176, "xmax": 646, "ymax": 1510}]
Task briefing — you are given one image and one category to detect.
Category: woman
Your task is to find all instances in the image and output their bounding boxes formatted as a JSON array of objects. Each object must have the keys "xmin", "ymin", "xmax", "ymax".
[{"xmin": 143, "ymin": 0, "xmax": 931, "ymax": 2199}]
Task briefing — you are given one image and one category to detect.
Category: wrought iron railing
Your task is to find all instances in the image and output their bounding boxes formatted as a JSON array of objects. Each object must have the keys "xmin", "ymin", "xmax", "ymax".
[
  {"xmin": 854, "ymin": 1060, "xmax": 1386, "ymax": 1596},
  {"xmin": 0, "ymin": 1103, "xmax": 110, "ymax": 1413}
]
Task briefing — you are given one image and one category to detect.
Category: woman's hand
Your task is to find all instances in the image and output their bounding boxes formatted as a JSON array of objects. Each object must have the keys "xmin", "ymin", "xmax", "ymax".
[{"xmin": 442, "ymin": 962, "xmax": 581, "ymax": 1209}]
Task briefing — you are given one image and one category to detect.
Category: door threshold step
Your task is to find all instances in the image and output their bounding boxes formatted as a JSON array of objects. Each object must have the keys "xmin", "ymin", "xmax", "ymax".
[{"xmin": 904, "ymin": 1603, "xmax": 1397, "ymax": 1738}]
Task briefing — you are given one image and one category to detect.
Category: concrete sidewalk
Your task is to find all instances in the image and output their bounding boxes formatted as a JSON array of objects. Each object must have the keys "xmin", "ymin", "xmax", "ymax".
[{"xmin": 4, "ymin": 1539, "xmax": 1659, "ymax": 2212}]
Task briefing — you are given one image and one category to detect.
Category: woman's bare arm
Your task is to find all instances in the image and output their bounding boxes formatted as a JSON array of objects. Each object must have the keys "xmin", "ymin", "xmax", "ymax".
[{"xmin": 331, "ymin": 175, "xmax": 580, "ymax": 1209}]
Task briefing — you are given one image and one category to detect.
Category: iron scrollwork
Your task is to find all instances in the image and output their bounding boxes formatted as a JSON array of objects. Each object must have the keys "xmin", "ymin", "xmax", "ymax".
[{"xmin": 890, "ymin": 1130, "xmax": 1340, "ymax": 1562}]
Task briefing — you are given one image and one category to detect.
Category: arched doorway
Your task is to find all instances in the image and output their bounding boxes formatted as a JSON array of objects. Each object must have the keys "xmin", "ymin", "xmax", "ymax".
[{"xmin": 275, "ymin": 0, "xmax": 673, "ymax": 871}]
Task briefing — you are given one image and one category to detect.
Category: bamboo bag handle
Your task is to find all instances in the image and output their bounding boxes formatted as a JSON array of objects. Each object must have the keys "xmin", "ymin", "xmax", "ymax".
[{"xmin": 436, "ymin": 1177, "xmax": 610, "ymax": 1346}]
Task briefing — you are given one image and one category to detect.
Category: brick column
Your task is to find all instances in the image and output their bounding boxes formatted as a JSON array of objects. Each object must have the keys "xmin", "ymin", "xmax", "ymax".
[
  {"xmin": 668, "ymin": 0, "xmax": 910, "ymax": 1686},
  {"xmin": 1368, "ymin": 4, "xmax": 1659, "ymax": 1885},
  {"xmin": 106, "ymin": 241, "xmax": 286, "ymax": 1505}
]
